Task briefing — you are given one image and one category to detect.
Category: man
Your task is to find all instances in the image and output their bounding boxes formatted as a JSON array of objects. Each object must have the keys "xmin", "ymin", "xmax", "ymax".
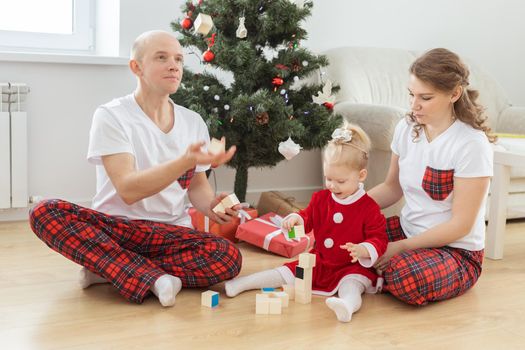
[{"xmin": 29, "ymin": 30, "xmax": 242, "ymax": 307}]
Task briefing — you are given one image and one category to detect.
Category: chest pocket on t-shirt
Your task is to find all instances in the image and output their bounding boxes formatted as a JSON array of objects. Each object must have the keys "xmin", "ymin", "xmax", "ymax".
[
  {"xmin": 177, "ymin": 167, "xmax": 196, "ymax": 190},
  {"xmin": 421, "ymin": 166, "xmax": 454, "ymax": 201}
]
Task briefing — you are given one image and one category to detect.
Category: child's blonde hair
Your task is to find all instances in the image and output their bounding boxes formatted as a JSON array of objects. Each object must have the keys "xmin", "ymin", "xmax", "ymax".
[{"xmin": 323, "ymin": 123, "xmax": 371, "ymax": 170}]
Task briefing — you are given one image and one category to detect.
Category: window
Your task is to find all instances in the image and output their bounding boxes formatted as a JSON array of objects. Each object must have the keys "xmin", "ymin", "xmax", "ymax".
[{"xmin": 0, "ymin": 0, "xmax": 95, "ymax": 53}]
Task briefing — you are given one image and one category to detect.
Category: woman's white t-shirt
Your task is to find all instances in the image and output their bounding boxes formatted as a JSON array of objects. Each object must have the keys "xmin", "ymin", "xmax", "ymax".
[
  {"xmin": 87, "ymin": 93, "xmax": 210, "ymax": 227},
  {"xmin": 391, "ymin": 119, "xmax": 493, "ymax": 251}
]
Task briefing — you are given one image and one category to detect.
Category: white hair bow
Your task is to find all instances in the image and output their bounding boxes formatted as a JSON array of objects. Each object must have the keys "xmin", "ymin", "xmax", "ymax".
[{"xmin": 331, "ymin": 128, "xmax": 352, "ymax": 142}]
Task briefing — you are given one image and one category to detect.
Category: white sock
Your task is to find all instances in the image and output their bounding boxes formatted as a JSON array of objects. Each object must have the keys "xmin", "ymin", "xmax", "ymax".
[
  {"xmin": 224, "ymin": 268, "xmax": 286, "ymax": 297},
  {"xmin": 79, "ymin": 267, "xmax": 108, "ymax": 289},
  {"xmin": 151, "ymin": 274, "xmax": 183, "ymax": 307},
  {"xmin": 325, "ymin": 279, "xmax": 365, "ymax": 322}
]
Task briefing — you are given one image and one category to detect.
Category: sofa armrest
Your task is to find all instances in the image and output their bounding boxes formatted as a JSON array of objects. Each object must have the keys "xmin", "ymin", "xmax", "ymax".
[
  {"xmin": 496, "ymin": 106, "xmax": 525, "ymax": 135},
  {"xmin": 334, "ymin": 102, "xmax": 406, "ymax": 152}
]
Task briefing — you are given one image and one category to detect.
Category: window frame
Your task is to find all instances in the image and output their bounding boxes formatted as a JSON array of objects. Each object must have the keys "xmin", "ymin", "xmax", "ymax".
[{"xmin": 0, "ymin": 0, "xmax": 95, "ymax": 54}]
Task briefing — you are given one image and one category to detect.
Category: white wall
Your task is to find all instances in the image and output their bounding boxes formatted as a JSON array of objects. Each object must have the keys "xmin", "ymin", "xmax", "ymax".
[
  {"xmin": 1, "ymin": 0, "xmax": 523, "ymax": 220},
  {"xmin": 305, "ymin": 0, "xmax": 525, "ymax": 105}
]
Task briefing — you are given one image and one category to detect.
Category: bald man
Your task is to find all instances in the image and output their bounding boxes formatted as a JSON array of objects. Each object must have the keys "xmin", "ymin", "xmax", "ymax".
[{"xmin": 29, "ymin": 30, "xmax": 242, "ymax": 307}]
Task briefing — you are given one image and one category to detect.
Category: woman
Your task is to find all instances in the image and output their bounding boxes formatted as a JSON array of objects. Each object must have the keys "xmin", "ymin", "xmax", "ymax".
[{"xmin": 369, "ymin": 48, "xmax": 495, "ymax": 306}]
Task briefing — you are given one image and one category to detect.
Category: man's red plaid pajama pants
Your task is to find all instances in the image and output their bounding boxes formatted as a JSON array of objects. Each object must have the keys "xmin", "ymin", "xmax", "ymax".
[
  {"xmin": 382, "ymin": 216, "xmax": 484, "ymax": 306},
  {"xmin": 29, "ymin": 199, "xmax": 242, "ymax": 303}
]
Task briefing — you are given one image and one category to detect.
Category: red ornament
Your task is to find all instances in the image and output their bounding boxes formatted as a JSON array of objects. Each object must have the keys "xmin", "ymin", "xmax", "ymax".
[
  {"xmin": 203, "ymin": 50, "xmax": 215, "ymax": 62},
  {"xmin": 272, "ymin": 77, "xmax": 284, "ymax": 87},
  {"xmin": 323, "ymin": 102, "xmax": 334, "ymax": 111},
  {"xmin": 181, "ymin": 17, "xmax": 193, "ymax": 30}
]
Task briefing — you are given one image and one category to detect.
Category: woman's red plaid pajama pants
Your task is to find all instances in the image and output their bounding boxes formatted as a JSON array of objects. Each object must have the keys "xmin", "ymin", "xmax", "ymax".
[
  {"xmin": 29, "ymin": 199, "xmax": 242, "ymax": 303},
  {"xmin": 383, "ymin": 216, "xmax": 484, "ymax": 306}
]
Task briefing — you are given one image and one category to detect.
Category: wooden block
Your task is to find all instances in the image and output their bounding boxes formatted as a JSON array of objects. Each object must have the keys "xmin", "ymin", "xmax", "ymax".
[
  {"xmin": 282, "ymin": 284, "xmax": 295, "ymax": 300},
  {"xmin": 201, "ymin": 290, "xmax": 219, "ymax": 308},
  {"xmin": 194, "ymin": 13, "xmax": 214, "ymax": 35},
  {"xmin": 298, "ymin": 252, "xmax": 316, "ymax": 268},
  {"xmin": 268, "ymin": 298, "xmax": 282, "ymax": 314},
  {"xmin": 295, "ymin": 266, "xmax": 304, "ymax": 279},
  {"xmin": 212, "ymin": 202, "xmax": 226, "ymax": 214},
  {"xmin": 295, "ymin": 291, "xmax": 312, "ymax": 304},
  {"xmin": 293, "ymin": 225, "xmax": 306, "ymax": 239},
  {"xmin": 256, "ymin": 293, "xmax": 270, "ymax": 314},
  {"xmin": 221, "ymin": 193, "xmax": 240, "ymax": 209},
  {"xmin": 208, "ymin": 137, "xmax": 225, "ymax": 155},
  {"xmin": 270, "ymin": 291, "xmax": 289, "ymax": 307}
]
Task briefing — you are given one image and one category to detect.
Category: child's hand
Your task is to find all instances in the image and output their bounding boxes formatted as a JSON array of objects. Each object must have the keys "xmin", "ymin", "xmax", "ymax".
[
  {"xmin": 282, "ymin": 216, "xmax": 300, "ymax": 232},
  {"xmin": 340, "ymin": 242, "xmax": 369, "ymax": 263}
]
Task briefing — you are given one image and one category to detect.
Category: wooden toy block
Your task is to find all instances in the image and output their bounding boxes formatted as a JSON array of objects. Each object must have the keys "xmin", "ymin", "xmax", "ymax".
[
  {"xmin": 194, "ymin": 13, "xmax": 214, "ymax": 35},
  {"xmin": 268, "ymin": 297, "xmax": 282, "ymax": 314},
  {"xmin": 270, "ymin": 291, "xmax": 289, "ymax": 307},
  {"xmin": 256, "ymin": 293, "xmax": 270, "ymax": 314},
  {"xmin": 295, "ymin": 266, "xmax": 304, "ymax": 279},
  {"xmin": 292, "ymin": 225, "xmax": 306, "ymax": 238},
  {"xmin": 212, "ymin": 202, "xmax": 226, "ymax": 214},
  {"xmin": 295, "ymin": 291, "xmax": 312, "ymax": 304},
  {"xmin": 208, "ymin": 137, "xmax": 225, "ymax": 155},
  {"xmin": 282, "ymin": 284, "xmax": 295, "ymax": 300},
  {"xmin": 221, "ymin": 193, "xmax": 240, "ymax": 209},
  {"xmin": 298, "ymin": 252, "xmax": 316, "ymax": 268},
  {"xmin": 201, "ymin": 290, "xmax": 219, "ymax": 308}
]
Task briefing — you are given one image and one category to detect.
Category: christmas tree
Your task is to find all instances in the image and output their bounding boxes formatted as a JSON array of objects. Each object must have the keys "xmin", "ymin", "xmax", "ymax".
[{"xmin": 171, "ymin": 0, "xmax": 342, "ymax": 202}]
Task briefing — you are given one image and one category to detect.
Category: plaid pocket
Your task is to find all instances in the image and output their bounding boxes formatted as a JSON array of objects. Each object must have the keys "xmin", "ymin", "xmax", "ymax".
[
  {"xmin": 421, "ymin": 166, "xmax": 454, "ymax": 201},
  {"xmin": 177, "ymin": 167, "xmax": 196, "ymax": 189}
]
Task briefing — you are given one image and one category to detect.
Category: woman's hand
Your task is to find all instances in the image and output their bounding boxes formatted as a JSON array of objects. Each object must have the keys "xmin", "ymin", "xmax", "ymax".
[
  {"xmin": 374, "ymin": 240, "xmax": 406, "ymax": 272},
  {"xmin": 340, "ymin": 242, "xmax": 369, "ymax": 263}
]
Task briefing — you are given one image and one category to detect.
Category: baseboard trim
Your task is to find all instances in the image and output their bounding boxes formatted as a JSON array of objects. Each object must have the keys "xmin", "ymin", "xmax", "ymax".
[
  {"xmin": 0, "ymin": 187, "xmax": 322, "ymax": 222},
  {"xmin": 0, "ymin": 199, "xmax": 92, "ymax": 222}
]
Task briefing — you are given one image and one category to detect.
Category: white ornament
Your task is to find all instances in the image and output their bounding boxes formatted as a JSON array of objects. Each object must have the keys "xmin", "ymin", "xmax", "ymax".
[
  {"xmin": 278, "ymin": 136, "xmax": 302, "ymax": 160},
  {"xmin": 333, "ymin": 212, "xmax": 343, "ymax": 224},
  {"xmin": 203, "ymin": 85, "xmax": 210, "ymax": 91},
  {"xmin": 194, "ymin": 13, "xmax": 214, "ymax": 36},
  {"xmin": 312, "ymin": 79, "xmax": 336, "ymax": 105},
  {"xmin": 302, "ymin": 60, "xmax": 309, "ymax": 67},
  {"xmin": 214, "ymin": 95, "xmax": 220, "ymax": 101},
  {"xmin": 293, "ymin": 76, "xmax": 299, "ymax": 82},
  {"xmin": 280, "ymin": 89, "xmax": 286, "ymax": 95},
  {"xmin": 224, "ymin": 104, "xmax": 230, "ymax": 110},
  {"xmin": 236, "ymin": 17, "xmax": 248, "ymax": 39},
  {"xmin": 324, "ymin": 238, "xmax": 334, "ymax": 249}
]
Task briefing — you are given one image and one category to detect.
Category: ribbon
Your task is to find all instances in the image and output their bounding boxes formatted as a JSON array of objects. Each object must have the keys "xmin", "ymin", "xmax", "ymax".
[{"xmin": 254, "ymin": 216, "xmax": 285, "ymax": 250}]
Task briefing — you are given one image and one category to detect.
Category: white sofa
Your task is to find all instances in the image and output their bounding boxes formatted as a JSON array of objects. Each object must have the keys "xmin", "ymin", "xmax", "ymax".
[{"xmin": 321, "ymin": 47, "xmax": 525, "ymax": 218}]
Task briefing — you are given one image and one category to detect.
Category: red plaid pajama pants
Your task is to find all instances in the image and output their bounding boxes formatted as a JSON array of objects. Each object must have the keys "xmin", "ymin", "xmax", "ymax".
[
  {"xmin": 29, "ymin": 199, "xmax": 242, "ymax": 303},
  {"xmin": 383, "ymin": 216, "xmax": 483, "ymax": 306}
]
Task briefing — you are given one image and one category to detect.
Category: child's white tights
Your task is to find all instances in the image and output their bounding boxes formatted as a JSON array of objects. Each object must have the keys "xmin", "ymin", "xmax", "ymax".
[
  {"xmin": 225, "ymin": 268, "xmax": 286, "ymax": 297},
  {"xmin": 325, "ymin": 279, "xmax": 365, "ymax": 322}
]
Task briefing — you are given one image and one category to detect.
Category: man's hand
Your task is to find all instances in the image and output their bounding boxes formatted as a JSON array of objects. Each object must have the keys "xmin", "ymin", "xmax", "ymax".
[
  {"xmin": 340, "ymin": 242, "xmax": 370, "ymax": 263},
  {"xmin": 207, "ymin": 192, "xmax": 241, "ymax": 225},
  {"xmin": 184, "ymin": 138, "xmax": 236, "ymax": 169}
]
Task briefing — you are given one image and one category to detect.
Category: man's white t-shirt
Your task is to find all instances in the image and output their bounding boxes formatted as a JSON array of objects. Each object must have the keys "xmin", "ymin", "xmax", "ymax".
[
  {"xmin": 391, "ymin": 119, "xmax": 493, "ymax": 251},
  {"xmin": 87, "ymin": 93, "xmax": 210, "ymax": 227}
]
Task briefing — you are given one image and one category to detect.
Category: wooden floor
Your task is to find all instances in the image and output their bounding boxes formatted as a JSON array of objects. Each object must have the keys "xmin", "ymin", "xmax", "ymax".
[{"xmin": 1, "ymin": 220, "xmax": 524, "ymax": 350}]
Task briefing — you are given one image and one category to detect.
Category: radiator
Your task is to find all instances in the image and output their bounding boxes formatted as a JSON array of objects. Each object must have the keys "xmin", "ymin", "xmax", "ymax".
[{"xmin": 1, "ymin": 83, "xmax": 29, "ymax": 209}]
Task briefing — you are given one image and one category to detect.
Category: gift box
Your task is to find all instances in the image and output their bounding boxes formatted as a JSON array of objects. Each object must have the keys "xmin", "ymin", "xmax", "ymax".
[
  {"xmin": 189, "ymin": 205, "xmax": 257, "ymax": 243},
  {"xmin": 256, "ymin": 191, "xmax": 305, "ymax": 217},
  {"xmin": 235, "ymin": 212, "xmax": 314, "ymax": 258}
]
